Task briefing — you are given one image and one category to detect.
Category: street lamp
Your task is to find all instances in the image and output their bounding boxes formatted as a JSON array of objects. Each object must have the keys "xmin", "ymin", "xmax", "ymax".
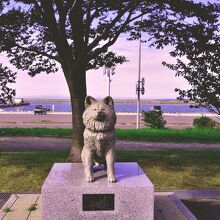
[
  {"xmin": 136, "ymin": 16, "xmax": 145, "ymax": 129},
  {"xmin": 136, "ymin": 77, "xmax": 145, "ymax": 129},
  {"xmin": 103, "ymin": 66, "xmax": 115, "ymax": 96}
]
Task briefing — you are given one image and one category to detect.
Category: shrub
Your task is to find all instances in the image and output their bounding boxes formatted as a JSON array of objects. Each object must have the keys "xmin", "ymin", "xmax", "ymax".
[
  {"xmin": 141, "ymin": 110, "xmax": 166, "ymax": 129},
  {"xmin": 193, "ymin": 116, "xmax": 216, "ymax": 129}
]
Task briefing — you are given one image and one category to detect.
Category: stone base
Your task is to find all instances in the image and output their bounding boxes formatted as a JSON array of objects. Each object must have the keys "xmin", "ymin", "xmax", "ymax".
[{"xmin": 42, "ymin": 162, "xmax": 154, "ymax": 220}]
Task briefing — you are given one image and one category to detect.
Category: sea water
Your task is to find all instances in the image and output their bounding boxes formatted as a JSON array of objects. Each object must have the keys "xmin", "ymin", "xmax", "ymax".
[{"xmin": 1, "ymin": 101, "xmax": 209, "ymax": 113}]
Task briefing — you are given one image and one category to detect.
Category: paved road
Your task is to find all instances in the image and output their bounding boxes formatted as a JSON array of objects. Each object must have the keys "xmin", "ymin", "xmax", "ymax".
[
  {"xmin": 0, "ymin": 136, "xmax": 220, "ymax": 151},
  {"xmin": 0, "ymin": 112, "xmax": 206, "ymax": 129}
]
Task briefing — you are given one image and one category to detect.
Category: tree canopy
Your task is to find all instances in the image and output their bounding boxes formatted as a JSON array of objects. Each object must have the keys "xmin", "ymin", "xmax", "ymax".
[
  {"xmin": 0, "ymin": 64, "xmax": 16, "ymax": 101},
  {"xmin": 1, "ymin": 0, "xmax": 220, "ymax": 160},
  {"xmin": 159, "ymin": 2, "xmax": 220, "ymax": 114},
  {"xmin": 1, "ymin": 1, "xmax": 219, "ymax": 77}
]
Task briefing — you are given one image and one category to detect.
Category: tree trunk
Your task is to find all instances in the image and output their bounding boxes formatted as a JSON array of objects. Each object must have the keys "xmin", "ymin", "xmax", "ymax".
[{"xmin": 65, "ymin": 64, "xmax": 87, "ymax": 162}]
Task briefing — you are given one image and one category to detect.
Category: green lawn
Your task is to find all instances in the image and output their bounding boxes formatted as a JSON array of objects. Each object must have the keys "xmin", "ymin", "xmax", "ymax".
[
  {"xmin": 116, "ymin": 128, "xmax": 220, "ymax": 143},
  {"xmin": 0, "ymin": 150, "xmax": 220, "ymax": 192},
  {"xmin": 1, "ymin": 127, "xmax": 220, "ymax": 143}
]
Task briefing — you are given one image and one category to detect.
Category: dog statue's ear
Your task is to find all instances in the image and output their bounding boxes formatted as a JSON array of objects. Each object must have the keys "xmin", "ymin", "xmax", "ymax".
[
  {"xmin": 103, "ymin": 96, "xmax": 114, "ymax": 106},
  {"xmin": 85, "ymin": 96, "xmax": 96, "ymax": 108}
]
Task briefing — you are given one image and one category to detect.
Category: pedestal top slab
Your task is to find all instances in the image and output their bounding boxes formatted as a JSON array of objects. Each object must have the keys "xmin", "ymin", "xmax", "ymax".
[{"xmin": 42, "ymin": 162, "xmax": 153, "ymax": 190}]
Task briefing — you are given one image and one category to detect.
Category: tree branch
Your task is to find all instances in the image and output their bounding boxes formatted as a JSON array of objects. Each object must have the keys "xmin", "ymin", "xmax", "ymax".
[
  {"xmin": 32, "ymin": 0, "xmax": 44, "ymax": 17},
  {"xmin": 39, "ymin": 1, "xmax": 60, "ymax": 39},
  {"xmin": 70, "ymin": 0, "xmax": 78, "ymax": 12},
  {"xmin": 84, "ymin": 0, "xmax": 94, "ymax": 45},
  {"xmin": 39, "ymin": 0, "xmax": 73, "ymax": 69},
  {"xmin": 89, "ymin": 10, "xmax": 148, "ymax": 61},
  {"xmin": 128, "ymin": 12, "xmax": 146, "ymax": 24},
  {"xmin": 39, "ymin": 1, "xmax": 67, "ymax": 55},
  {"xmin": 88, "ymin": 2, "xmax": 135, "ymax": 51},
  {"xmin": 88, "ymin": 10, "xmax": 136, "ymax": 60},
  {"xmin": 54, "ymin": 0, "xmax": 66, "ymax": 33},
  {"xmin": 15, "ymin": 43, "xmax": 60, "ymax": 62},
  {"xmin": 69, "ymin": 0, "xmax": 85, "ymax": 60}
]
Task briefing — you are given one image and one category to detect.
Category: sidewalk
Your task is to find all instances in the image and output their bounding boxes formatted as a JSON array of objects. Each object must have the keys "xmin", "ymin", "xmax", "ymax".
[
  {"xmin": 0, "ymin": 136, "xmax": 220, "ymax": 152},
  {"xmin": 0, "ymin": 193, "xmax": 190, "ymax": 220},
  {"xmin": 2, "ymin": 190, "xmax": 220, "ymax": 219}
]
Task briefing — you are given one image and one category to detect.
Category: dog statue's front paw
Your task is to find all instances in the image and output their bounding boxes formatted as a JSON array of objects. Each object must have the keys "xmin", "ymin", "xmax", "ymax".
[
  {"xmin": 85, "ymin": 174, "xmax": 94, "ymax": 182},
  {"xmin": 108, "ymin": 175, "xmax": 116, "ymax": 183}
]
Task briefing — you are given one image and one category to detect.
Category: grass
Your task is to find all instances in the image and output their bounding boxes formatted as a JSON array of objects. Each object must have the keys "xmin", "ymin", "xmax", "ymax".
[
  {"xmin": 27, "ymin": 203, "xmax": 37, "ymax": 212},
  {"xmin": 0, "ymin": 151, "xmax": 68, "ymax": 192},
  {"xmin": 117, "ymin": 150, "xmax": 220, "ymax": 190},
  {"xmin": 1, "ymin": 127, "xmax": 220, "ymax": 143},
  {"xmin": 2, "ymin": 207, "xmax": 13, "ymax": 213},
  {"xmin": 0, "ymin": 150, "xmax": 220, "ymax": 192},
  {"xmin": 22, "ymin": 120, "xmax": 72, "ymax": 124},
  {"xmin": 0, "ymin": 128, "xmax": 72, "ymax": 138},
  {"xmin": 116, "ymin": 128, "xmax": 220, "ymax": 143}
]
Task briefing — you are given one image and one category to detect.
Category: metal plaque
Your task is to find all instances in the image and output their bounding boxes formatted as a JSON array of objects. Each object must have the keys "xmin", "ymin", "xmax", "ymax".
[{"xmin": 83, "ymin": 194, "xmax": 114, "ymax": 211}]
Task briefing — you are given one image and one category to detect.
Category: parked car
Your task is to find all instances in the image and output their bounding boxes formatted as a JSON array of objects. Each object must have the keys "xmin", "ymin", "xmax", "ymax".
[
  {"xmin": 34, "ymin": 105, "xmax": 50, "ymax": 114},
  {"xmin": 150, "ymin": 105, "xmax": 161, "ymax": 112}
]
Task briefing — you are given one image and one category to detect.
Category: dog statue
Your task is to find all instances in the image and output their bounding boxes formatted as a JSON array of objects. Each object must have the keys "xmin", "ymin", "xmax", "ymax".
[{"xmin": 81, "ymin": 96, "xmax": 116, "ymax": 183}]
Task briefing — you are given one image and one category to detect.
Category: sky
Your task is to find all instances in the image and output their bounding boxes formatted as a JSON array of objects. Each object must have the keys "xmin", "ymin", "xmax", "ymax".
[
  {"xmin": 5, "ymin": 0, "xmax": 218, "ymax": 100},
  {"xmin": 1, "ymin": 35, "xmax": 190, "ymax": 100}
]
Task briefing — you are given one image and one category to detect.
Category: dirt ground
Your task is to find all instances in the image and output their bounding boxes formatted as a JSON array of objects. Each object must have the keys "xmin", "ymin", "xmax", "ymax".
[{"xmin": 1, "ymin": 112, "xmax": 219, "ymax": 129}]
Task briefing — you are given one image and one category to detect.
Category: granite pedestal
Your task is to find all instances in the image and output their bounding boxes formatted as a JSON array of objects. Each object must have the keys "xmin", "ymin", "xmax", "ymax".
[{"xmin": 42, "ymin": 162, "xmax": 154, "ymax": 220}]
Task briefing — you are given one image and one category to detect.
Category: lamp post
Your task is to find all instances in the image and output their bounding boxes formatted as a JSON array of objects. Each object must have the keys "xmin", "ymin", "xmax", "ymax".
[
  {"xmin": 136, "ymin": 77, "xmax": 145, "ymax": 129},
  {"xmin": 136, "ymin": 16, "xmax": 145, "ymax": 129},
  {"xmin": 103, "ymin": 66, "xmax": 115, "ymax": 96}
]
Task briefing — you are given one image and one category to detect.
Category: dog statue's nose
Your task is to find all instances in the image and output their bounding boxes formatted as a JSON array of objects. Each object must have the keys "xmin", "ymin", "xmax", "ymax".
[{"xmin": 97, "ymin": 112, "xmax": 105, "ymax": 121}]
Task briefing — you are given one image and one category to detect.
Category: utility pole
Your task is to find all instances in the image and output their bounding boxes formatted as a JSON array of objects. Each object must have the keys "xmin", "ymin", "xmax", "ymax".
[
  {"xmin": 136, "ymin": 16, "xmax": 145, "ymax": 129},
  {"xmin": 104, "ymin": 66, "xmax": 115, "ymax": 96}
]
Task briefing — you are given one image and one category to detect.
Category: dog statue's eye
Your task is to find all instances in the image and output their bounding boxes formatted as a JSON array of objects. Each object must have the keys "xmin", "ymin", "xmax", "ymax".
[{"xmin": 93, "ymin": 108, "xmax": 97, "ymax": 111}]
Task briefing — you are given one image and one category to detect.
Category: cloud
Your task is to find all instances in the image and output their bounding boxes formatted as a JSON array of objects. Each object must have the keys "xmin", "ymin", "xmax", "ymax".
[
  {"xmin": 1, "ymin": 37, "xmax": 189, "ymax": 99},
  {"xmin": 87, "ymin": 37, "xmax": 189, "ymax": 99}
]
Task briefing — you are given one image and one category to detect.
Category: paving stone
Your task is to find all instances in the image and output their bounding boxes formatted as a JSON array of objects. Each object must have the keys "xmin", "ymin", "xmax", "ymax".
[
  {"xmin": 154, "ymin": 193, "xmax": 188, "ymax": 220},
  {"xmin": 0, "ymin": 195, "xmax": 18, "ymax": 220},
  {"xmin": 28, "ymin": 195, "xmax": 42, "ymax": 220},
  {"xmin": 3, "ymin": 194, "xmax": 38, "ymax": 220}
]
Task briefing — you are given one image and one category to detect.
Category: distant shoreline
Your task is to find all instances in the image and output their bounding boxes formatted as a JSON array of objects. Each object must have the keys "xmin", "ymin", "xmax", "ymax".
[
  {"xmin": 0, "ymin": 111, "xmax": 216, "ymax": 116},
  {"xmin": 24, "ymin": 98, "xmax": 192, "ymax": 105}
]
